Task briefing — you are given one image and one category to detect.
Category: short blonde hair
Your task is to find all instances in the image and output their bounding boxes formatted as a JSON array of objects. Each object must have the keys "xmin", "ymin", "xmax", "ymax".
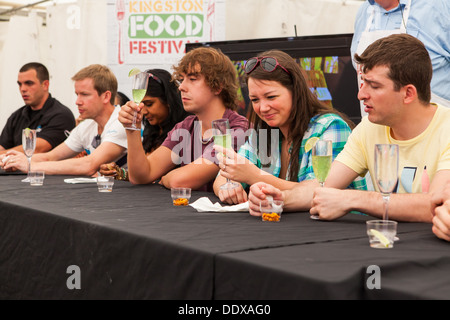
[{"xmin": 72, "ymin": 64, "xmax": 118, "ymax": 105}]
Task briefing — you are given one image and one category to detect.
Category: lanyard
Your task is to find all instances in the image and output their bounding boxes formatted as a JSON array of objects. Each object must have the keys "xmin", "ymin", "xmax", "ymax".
[{"xmin": 365, "ymin": 0, "xmax": 411, "ymax": 32}]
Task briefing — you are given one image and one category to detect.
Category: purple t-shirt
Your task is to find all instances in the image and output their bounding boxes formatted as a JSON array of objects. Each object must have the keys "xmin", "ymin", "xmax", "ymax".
[{"xmin": 162, "ymin": 108, "xmax": 249, "ymax": 191}]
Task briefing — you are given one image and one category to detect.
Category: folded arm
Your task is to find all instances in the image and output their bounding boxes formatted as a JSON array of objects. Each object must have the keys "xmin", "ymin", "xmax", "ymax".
[
  {"xmin": 1, "ymin": 142, "xmax": 76, "ymax": 172},
  {"xmin": 160, "ymin": 157, "xmax": 219, "ymax": 190},
  {"xmin": 310, "ymin": 164, "xmax": 450, "ymax": 222},
  {"xmin": 28, "ymin": 141, "xmax": 126, "ymax": 176},
  {"xmin": 0, "ymin": 137, "xmax": 52, "ymax": 155},
  {"xmin": 431, "ymin": 181, "xmax": 450, "ymax": 241},
  {"xmin": 126, "ymin": 139, "xmax": 177, "ymax": 185},
  {"xmin": 247, "ymin": 179, "xmax": 319, "ymax": 217},
  {"xmin": 213, "ymin": 145, "xmax": 299, "ymax": 203}
]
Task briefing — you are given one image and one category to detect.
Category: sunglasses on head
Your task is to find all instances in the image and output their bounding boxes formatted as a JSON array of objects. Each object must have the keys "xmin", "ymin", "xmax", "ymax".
[
  {"xmin": 147, "ymin": 72, "xmax": 162, "ymax": 84},
  {"xmin": 244, "ymin": 56, "xmax": 290, "ymax": 75},
  {"xmin": 143, "ymin": 70, "xmax": 162, "ymax": 84}
]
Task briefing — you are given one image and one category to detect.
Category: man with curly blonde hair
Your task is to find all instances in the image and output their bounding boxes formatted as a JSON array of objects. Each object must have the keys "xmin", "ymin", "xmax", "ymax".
[{"xmin": 119, "ymin": 47, "xmax": 248, "ymax": 191}]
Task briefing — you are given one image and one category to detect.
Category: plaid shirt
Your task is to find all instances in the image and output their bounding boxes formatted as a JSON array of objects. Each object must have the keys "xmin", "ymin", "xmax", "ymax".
[{"xmin": 238, "ymin": 113, "xmax": 367, "ymax": 190}]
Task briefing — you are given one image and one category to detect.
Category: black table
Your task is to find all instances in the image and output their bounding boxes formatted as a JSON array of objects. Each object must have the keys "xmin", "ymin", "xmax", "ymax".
[{"xmin": 0, "ymin": 174, "xmax": 448, "ymax": 300}]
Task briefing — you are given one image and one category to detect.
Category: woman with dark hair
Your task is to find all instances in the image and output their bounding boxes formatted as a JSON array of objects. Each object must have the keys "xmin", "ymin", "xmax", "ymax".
[
  {"xmin": 115, "ymin": 91, "xmax": 130, "ymax": 107},
  {"xmin": 99, "ymin": 68, "xmax": 189, "ymax": 180},
  {"xmin": 213, "ymin": 49, "xmax": 366, "ymax": 204}
]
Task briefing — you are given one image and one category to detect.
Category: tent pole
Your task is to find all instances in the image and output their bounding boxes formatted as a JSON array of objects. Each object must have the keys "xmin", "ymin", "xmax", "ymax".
[{"xmin": 0, "ymin": 0, "xmax": 51, "ymax": 16}]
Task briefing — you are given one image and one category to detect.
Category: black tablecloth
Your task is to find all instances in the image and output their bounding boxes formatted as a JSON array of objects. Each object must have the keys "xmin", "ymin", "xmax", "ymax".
[{"xmin": 0, "ymin": 174, "xmax": 448, "ymax": 300}]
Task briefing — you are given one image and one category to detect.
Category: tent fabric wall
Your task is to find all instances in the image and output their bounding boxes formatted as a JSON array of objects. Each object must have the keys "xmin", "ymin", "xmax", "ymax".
[
  {"xmin": 0, "ymin": 0, "xmax": 363, "ymax": 134},
  {"xmin": 0, "ymin": 0, "xmax": 107, "ymax": 132},
  {"xmin": 45, "ymin": 0, "xmax": 107, "ymax": 118},
  {"xmin": 0, "ymin": 13, "xmax": 46, "ymax": 131},
  {"xmin": 225, "ymin": 0, "xmax": 362, "ymax": 40}
]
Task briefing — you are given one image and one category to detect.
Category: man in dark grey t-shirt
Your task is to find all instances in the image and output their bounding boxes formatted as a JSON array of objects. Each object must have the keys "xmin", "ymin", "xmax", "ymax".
[{"xmin": 119, "ymin": 47, "xmax": 249, "ymax": 191}]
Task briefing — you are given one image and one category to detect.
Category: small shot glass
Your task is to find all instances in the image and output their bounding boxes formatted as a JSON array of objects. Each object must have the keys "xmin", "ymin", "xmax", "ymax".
[
  {"xmin": 29, "ymin": 171, "xmax": 45, "ymax": 186},
  {"xmin": 97, "ymin": 176, "xmax": 114, "ymax": 192},
  {"xmin": 366, "ymin": 220, "xmax": 397, "ymax": 249},
  {"xmin": 260, "ymin": 198, "xmax": 284, "ymax": 222},
  {"xmin": 171, "ymin": 187, "xmax": 191, "ymax": 206}
]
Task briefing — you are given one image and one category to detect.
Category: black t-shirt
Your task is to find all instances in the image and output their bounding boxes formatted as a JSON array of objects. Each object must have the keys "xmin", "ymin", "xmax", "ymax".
[{"xmin": 0, "ymin": 94, "xmax": 76, "ymax": 149}]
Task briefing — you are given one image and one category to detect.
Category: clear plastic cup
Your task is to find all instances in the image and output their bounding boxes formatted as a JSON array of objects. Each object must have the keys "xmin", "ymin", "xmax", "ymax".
[
  {"xmin": 366, "ymin": 220, "xmax": 397, "ymax": 249},
  {"xmin": 171, "ymin": 188, "xmax": 191, "ymax": 206},
  {"xmin": 29, "ymin": 171, "xmax": 45, "ymax": 186},
  {"xmin": 260, "ymin": 198, "xmax": 284, "ymax": 222},
  {"xmin": 97, "ymin": 176, "xmax": 114, "ymax": 192}
]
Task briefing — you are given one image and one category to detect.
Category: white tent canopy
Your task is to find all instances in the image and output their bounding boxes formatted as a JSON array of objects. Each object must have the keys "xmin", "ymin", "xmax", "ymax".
[{"xmin": 0, "ymin": 0, "xmax": 364, "ymax": 131}]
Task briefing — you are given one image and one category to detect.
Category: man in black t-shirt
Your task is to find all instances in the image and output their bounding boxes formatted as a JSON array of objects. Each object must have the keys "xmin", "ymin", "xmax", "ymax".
[{"xmin": 0, "ymin": 62, "xmax": 75, "ymax": 155}]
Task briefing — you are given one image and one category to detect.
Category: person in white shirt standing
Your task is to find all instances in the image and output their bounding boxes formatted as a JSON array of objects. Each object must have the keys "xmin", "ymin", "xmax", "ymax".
[{"xmin": 0, "ymin": 64, "xmax": 127, "ymax": 176}]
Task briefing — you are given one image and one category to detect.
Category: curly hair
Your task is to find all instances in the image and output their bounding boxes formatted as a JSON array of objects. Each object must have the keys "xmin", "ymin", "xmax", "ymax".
[{"xmin": 172, "ymin": 47, "xmax": 239, "ymax": 110}]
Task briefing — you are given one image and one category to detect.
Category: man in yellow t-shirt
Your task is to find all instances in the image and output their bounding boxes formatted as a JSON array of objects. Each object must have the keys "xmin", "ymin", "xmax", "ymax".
[
  {"xmin": 247, "ymin": 33, "xmax": 450, "ymax": 223},
  {"xmin": 338, "ymin": 105, "xmax": 450, "ymax": 195}
]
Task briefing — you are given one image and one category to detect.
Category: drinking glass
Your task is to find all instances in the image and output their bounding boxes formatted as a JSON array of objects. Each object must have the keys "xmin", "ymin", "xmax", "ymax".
[
  {"xmin": 212, "ymin": 119, "xmax": 239, "ymax": 190},
  {"xmin": 374, "ymin": 144, "xmax": 399, "ymax": 221},
  {"xmin": 171, "ymin": 188, "xmax": 191, "ymax": 206},
  {"xmin": 128, "ymin": 72, "xmax": 149, "ymax": 130},
  {"xmin": 310, "ymin": 139, "xmax": 332, "ymax": 220},
  {"xmin": 260, "ymin": 198, "xmax": 284, "ymax": 222},
  {"xmin": 366, "ymin": 220, "xmax": 397, "ymax": 249},
  {"xmin": 22, "ymin": 129, "xmax": 36, "ymax": 182},
  {"xmin": 97, "ymin": 176, "xmax": 115, "ymax": 192}
]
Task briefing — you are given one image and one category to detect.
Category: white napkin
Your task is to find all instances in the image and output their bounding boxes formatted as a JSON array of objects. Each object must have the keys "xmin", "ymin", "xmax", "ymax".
[
  {"xmin": 64, "ymin": 178, "xmax": 97, "ymax": 184},
  {"xmin": 189, "ymin": 197, "xmax": 249, "ymax": 212}
]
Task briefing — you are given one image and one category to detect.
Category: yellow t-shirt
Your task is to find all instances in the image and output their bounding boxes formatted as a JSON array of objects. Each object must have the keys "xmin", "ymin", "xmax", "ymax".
[{"xmin": 336, "ymin": 104, "xmax": 450, "ymax": 194}]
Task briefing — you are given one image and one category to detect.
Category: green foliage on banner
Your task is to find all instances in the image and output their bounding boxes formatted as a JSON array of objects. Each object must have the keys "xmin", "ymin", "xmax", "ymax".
[{"xmin": 129, "ymin": 14, "xmax": 204, "ymax": 39}]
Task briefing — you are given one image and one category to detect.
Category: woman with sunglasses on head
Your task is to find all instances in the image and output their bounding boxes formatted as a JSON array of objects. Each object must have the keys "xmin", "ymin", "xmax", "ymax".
[
  {"xmin": 213, "ymin": 50, "xmax": 366, "ymax": 204},
  {"xmin": 99, "ymin": 68, "xmax": 189, "ymax": 180}
]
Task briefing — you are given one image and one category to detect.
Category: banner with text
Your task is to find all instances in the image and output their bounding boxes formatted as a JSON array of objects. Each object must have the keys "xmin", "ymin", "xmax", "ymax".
[{"xmin": 108, "ymin": 0, "xmax": 225, "ymax": 68}]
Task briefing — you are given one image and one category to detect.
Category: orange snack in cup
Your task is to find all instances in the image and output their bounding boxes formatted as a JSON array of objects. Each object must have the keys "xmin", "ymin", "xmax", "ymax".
[
  {"xmin": 262, "ymin": 212, "xmax": 280, "ymax": 222},
  {"xmin": 173, "ymin": 198, "xmax": 189, "ymax": 206}
]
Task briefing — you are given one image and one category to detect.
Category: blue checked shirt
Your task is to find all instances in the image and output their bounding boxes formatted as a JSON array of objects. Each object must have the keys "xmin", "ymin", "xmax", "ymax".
[
  {"xmin": 238, "ymin": 113, "xmax": 367, "ymax": 190},
  {"xmin": 351, "ymin": 0, "xmax": 450, "ymax": 101}
]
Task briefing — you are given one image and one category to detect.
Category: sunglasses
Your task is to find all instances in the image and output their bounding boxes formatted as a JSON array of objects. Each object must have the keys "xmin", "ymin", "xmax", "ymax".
[
  {"xmin": 146, "ymin": 71, "xmax": 162, "ymax": 84},
  {"xmin": 244, "ymin": 56, "xmax": 290, "ymax": 75},
  {"xmin": 91, "ymin": 134, "xmax": 101, "ymax": 149}
]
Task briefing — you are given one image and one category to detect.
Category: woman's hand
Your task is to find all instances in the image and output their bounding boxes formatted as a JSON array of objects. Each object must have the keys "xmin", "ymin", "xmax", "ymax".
[
  {"xmin": 99, "ymin": 162, "xmax": 118, "ymax": 177},
  {"xmin": 217, "ymin": 183, "xmax": 247, "ymax": 205},
  {"xmin": 214, "ymin": 145, "xmax": 260, "ymax": 186},
  {"xmin": 119, "ymin": 101, "xmax": 143, "ymax": 129}
]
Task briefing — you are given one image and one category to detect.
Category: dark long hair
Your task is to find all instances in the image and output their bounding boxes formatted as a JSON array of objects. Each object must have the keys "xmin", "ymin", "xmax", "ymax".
[
  {"xmin": 246, "ymin": 50, "xmax": 354, "ymax": 182},
  {"xmin": 141, "ymin": 69, "xmax": 189, "ymax": 153}
]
